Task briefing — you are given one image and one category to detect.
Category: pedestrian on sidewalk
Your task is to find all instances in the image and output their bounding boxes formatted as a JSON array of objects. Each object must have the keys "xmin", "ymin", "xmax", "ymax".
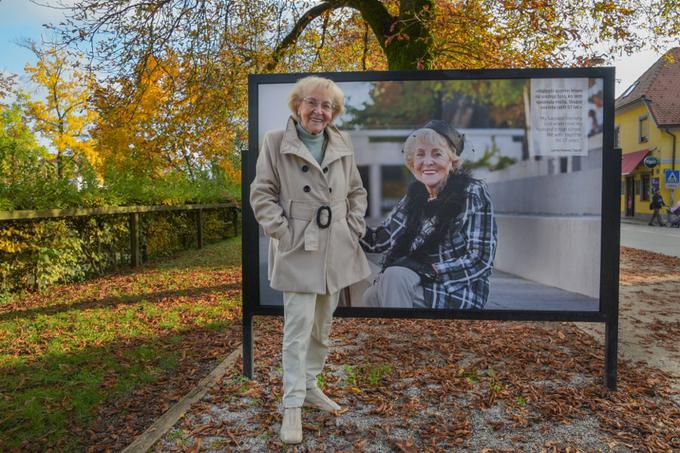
[
  {"xmin": 250, "ymin": 76, "xmax": 370, "ymax": 445},
  {"xmin": 649, "ymin": 188, "xmax": 666, "ymax": 226}
]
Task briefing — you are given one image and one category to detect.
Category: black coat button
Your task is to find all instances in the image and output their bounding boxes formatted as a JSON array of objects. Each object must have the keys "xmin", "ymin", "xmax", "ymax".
[
  {"xmin": 322, "ymin": 167, "xmax": 328, "ymax": 173},
  {"xmin": 329, "ymin": 187, "xmax": 333, "ymax": 193},
  {"xmin": 302, "ymin": 165, "xmax": 309, "ymax": 172},
  {"xmin": 303, "ymin": 185, "xmax": 311, "ymax": 192}
]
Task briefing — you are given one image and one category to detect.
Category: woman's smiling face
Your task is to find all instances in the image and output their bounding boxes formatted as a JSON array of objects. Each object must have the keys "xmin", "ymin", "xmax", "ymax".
[
  {"xmin": 297, "ymin": 86, "xmax": 334, "ymax": 135},
  {"xmin": 412, "ymin": 141, "xmax": 454, "ymax": 195}
]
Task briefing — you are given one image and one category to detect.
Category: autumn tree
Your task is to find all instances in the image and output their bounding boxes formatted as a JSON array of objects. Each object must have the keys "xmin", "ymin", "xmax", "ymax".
[
  {"xmin": 93, "ymin": 51, "xmax": 243, "ymax": 181},
  {"xmin": 0, "ymin": 73, "xmax": 17, "ymax": 107},
  {"xmin": 267, "ymin": 0, "xmax": 680, "ymax": 71},
  {"xmin": 0, "ymin": 82, "xmax": 75, "ymax": 210},
  {"xmin": 345, "ymin": 79, "xmax": 526, "ymax": 129},
  {"xmin": 41, "ymin": 0, "xmax": 680, "ymax": 184},
  {"xmin": 53, "ymin": 1, "xmax": 292, "ymax": 186},
  {"xmin": 51, "ymin": 0, "xmax": 680, "ymax": 99},
  {"xmin": 24, "ymin": 43, "xmax": 98, "ymax": 181}
]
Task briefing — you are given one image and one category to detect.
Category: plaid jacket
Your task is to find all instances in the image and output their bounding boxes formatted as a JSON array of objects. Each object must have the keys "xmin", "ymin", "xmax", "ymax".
[{"xmin": 360, "ymin": 180, "xmax": 497, "ymax": 309}]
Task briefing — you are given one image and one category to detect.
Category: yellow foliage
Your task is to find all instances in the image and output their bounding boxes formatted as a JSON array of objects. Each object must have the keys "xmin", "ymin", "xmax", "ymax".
[
  {"xmin": 24, "ymin": 44, "xmax": 100, "ymax": 180},
  {"xmin": 0, "ymin": 226, "xmax": 35, "ymax": 254},
  {"xmin": 219, "ymin": 159, "xmax": 241, "ymax": 185},
  {"xmin": 92, "ymin": 50, "xmax": 246, "ymax": 178}
]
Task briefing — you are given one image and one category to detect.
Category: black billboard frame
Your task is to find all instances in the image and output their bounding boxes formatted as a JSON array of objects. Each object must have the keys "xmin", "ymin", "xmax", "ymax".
[{"xmin": 242, "ymin": 68, "xmax": 620, "ymax": 389}]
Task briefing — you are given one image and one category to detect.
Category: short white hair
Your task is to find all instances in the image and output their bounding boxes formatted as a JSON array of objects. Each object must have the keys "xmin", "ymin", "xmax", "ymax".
[
  {"xmin": 288, "ymin": 76, "xmax": 345, "ymax": 122},
  {"xmin": 403, "ymin": 128, "xmax": 462, "ymax": 172}
]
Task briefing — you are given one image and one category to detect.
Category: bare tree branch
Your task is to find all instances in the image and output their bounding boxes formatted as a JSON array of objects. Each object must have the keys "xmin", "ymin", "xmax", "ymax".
[{"xmin": 265, "ymin": 0, "xmax": 393, "ymax": 72}]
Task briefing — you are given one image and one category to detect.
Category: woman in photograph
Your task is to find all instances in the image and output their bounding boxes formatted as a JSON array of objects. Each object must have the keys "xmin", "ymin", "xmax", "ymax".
[
  {"xmin": 360, "ymin": 120, "xmax": 497, "ymax": 310},
  {"xmin": 250, "ymin": 76, "xmax": 370, "ymax": 444}
]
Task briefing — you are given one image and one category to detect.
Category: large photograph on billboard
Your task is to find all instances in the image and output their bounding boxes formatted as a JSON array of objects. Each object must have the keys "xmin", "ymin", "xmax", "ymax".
[{"xmin": 246, "ymin": 70, "xmax": 613, "ymax": 315}]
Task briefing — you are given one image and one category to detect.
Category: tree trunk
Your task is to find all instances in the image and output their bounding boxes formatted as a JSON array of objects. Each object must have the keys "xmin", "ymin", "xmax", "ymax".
[
  {"xmin": 268, "ymin": 0, "xmax": 434, "ymax": 72},
  {"xmin": 384, "ymin": 0, "xmax": 433, "ymax": 70}
]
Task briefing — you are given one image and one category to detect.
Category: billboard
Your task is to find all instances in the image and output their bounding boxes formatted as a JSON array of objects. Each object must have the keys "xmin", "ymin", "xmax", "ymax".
[{"xmin": 243, "ymin": 69, "xmax": 619, "ymax": 321}]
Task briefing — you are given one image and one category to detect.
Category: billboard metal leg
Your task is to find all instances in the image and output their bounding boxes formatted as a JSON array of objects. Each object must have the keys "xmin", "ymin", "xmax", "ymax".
[
  {"xmin": 604, "ymin": 314, "xmax": 618, "ymax": 390},
  {"xmin": 243, "ymin": 313, "xmax": 254, "ymax": 379}
]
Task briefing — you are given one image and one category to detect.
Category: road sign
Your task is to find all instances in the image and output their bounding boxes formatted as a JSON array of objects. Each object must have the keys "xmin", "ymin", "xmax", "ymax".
[{"xmin": 665, "ymin": 169, "xmax": 680, "ymax": 189}]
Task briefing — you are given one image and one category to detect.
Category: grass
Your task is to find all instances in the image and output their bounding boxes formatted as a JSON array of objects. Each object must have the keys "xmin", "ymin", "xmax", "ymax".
[
  {"xmin": 342, "ymin": 362, "xmax": 393, "ymax": 388},
  {"xmin": 0, "ymin": 237, "xmax": 242, "ymax": 451}
]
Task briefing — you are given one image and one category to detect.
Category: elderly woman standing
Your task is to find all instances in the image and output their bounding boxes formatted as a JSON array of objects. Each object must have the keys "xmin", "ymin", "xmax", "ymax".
[
  {"xmin": 250, "ymin": 76, "xmax": 370, "ymax": 444},
  {"xmin": 361, "ymin": 120, "xmax": 497, "ymax": 310}
]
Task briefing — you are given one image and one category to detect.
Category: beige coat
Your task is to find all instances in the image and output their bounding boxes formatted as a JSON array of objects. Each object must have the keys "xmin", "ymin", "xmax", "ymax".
[{"xmin": 250, "ymin": 117, "xmax": 371, "ymax": 294}]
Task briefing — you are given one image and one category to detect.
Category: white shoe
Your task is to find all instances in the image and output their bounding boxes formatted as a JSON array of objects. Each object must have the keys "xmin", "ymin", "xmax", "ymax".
[
  {"xmin": 304, "ymin": 387, "xmax": 341, "ymax": 412},
  {"xmin": 279, "ymin": 407, "xmax": 302, "ymax": 444}
]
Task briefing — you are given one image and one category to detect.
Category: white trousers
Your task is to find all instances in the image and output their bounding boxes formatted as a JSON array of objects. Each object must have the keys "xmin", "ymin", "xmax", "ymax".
[{"xmin": 282, "ymin": 290, "xmax": 340, "ymax": 408}]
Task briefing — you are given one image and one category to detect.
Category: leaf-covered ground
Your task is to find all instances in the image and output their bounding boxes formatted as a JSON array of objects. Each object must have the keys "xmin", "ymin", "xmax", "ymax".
[
  {"xmin": 154, "ymin": 247, "xmax": 680, "ymax": 452},
  {"xmin": 0, "ymin": 237, "xmax": 243, "ymax": 452},
  {"xmin": 3, "ymin": 241, "xmax": 680, "ymax": 452}
]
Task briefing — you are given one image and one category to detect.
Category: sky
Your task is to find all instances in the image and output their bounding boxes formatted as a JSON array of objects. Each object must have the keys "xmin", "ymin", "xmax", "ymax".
[
  {"xmin": 0, "ymin": 1, "xmax": 70, "ymax": 87},
  {"xmin": 0, "ymin": 0, "xmax": 671, "ymax": 100}
]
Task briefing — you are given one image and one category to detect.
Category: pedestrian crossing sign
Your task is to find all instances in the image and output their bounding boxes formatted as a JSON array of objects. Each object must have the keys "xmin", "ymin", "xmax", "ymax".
[{"xmin": 665, "ymin": 169, "xmax": 680, "ymax": 189}]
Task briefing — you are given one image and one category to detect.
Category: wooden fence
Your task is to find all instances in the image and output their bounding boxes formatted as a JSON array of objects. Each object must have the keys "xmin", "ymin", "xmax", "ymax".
[{"xmin": 0, "ymin": 202, "xmax": 240, "ymax": 267}]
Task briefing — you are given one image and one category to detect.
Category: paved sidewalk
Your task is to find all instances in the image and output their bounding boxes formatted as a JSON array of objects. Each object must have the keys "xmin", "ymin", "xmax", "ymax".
[
  {"xmin": 620, "ymin": 222, "xmax": 680, "ymax": 258},
  {"xmin": 576, "ymin": 247, "xmax": 680, "ymax": 390}
]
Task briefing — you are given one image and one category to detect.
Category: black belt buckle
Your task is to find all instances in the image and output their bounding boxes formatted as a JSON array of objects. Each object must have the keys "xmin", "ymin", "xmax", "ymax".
[{"xmin": 316, "ymin": 205, "xmax": 331, "ymax": 229}]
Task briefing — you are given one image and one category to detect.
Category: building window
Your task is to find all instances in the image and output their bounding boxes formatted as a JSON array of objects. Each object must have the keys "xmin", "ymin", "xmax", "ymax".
[
  {"xmin": 641, "ymin": 174, "xmax": 650, "ymax": 201},
  {"xmin": 559, "ymin": 157, "xmax": 569, "ymax": 174},
  {"xmin": 639, "ymin": 115, "xmax": 649, "ymax": 143},
  {"xmin": 635, "ymin": 178, "xmax": 641, "ymax": 196},
  {"xmin": 381, "ymin": 165, "xmax": 410, "ymax": 214}
]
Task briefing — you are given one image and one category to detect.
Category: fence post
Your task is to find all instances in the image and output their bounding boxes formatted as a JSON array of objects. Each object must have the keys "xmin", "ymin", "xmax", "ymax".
[
  {"xmin": 231, "ymin": 207, "xmax": 238, "ymax": 236},
  {"xmin": 196, "ymin": 209, "xmax": 204, "ymax": 249},
  {"xmin": 129, "ymin": 213, "xmax": 141, "ymax": 267}
]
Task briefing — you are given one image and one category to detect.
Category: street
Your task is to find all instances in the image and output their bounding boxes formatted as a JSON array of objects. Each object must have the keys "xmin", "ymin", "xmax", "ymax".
[{"xmin": 620, "ymin": 223, "xmax": 680, "ymax": 258}]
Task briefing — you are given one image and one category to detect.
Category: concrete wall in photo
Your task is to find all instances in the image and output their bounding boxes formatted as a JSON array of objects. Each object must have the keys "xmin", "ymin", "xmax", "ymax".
[
  {"xmin": 486, "ymin": 143, "xmax": 603, "ymax": 299},
  {"xmin": 493, "ymin": 215, "xmax": 601, "ymax": 299},
  {"xmin": 487, "ymin": 167, "xmax": 602, "ymax": 216}
]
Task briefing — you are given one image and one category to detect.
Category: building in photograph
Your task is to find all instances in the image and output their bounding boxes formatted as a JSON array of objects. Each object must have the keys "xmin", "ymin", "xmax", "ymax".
[{"xmin": 616, "ymin": 47, "xmax": 680, "ymax": 219}]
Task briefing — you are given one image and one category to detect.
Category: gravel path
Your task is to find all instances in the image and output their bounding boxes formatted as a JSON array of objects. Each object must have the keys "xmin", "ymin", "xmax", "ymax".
[
  {"xmin": 153, "ymin": 317, "xmax": 679, "ymax": 452},
  {"xmin": 150, "ymin": 247, "xmax": 680, "ymax": 452}
]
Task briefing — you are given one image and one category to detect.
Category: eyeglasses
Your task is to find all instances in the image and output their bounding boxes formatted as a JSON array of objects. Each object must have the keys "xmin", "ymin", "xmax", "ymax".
[{"xmin": 302, "ymin": 97, "xmax": 335, "ymax": 113}]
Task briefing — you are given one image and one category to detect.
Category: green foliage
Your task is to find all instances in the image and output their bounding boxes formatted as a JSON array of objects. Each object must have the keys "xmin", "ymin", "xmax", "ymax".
[
  {"xmin": 0, "ymin": 220, "xmax": 87, "ymax": 291},
  {"xmin": 344, "ymin": 80, "xmax": 526, "ymax": 129},
  {"xmin": 464, "ymin": 137, "xmax": 517, "ymax": 172},
  {"xmin": 0, "ymin": 97, "xmax": 239, "ymax": 292},
  {"xmin": 0, "ymin": 209, "xmax": 234, "ymax": 292},
  {"xmin": 316, "ymin": 373, "xmax": 327, "ymax": 390},
  {"xmin": 1, "ymin": 93, "xmax": 238, "ymax": 212},
  {"xmin": 103, "ymin": 169, "xmax": 238, "ymax": 208},
  {"xmin": 0, "ymin": 99, "xmax": 77, "ymax": 210},
  {"xmin": 464, "ymin": 368, "xmax": 478, "ymax": 384},
  {"xmin": 342, "ymin": 363, "xmax": 393, "ymax": 388}
]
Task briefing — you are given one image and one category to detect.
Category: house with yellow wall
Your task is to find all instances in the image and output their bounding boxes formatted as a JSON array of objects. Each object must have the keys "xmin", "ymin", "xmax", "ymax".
[{"xmin": 616, "ymin": 47, "xmax": 680, "ymax": 219}]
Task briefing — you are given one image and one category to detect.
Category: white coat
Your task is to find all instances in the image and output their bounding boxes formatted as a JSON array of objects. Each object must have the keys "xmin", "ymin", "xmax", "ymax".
[{"xmin": 250, "ymin": 117, "xmax": 371, "ymax": 294}]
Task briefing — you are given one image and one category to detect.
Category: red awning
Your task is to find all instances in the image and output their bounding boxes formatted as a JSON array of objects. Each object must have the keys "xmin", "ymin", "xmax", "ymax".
[{"xmin": 621, "ymin": 149, "xmax": 650, "ymax": 175}]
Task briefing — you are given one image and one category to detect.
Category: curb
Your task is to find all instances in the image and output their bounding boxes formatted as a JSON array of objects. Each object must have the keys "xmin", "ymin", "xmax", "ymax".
[{"xmin": 122, "ymin": 344, "xmax": 243, "ymax": 453}]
